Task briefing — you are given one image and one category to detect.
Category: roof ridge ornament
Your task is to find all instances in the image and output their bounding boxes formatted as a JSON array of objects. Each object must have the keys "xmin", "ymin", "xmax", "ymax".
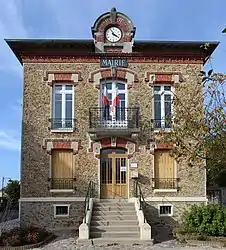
[{"xmin": 110, "ymin": 7, "xmax": 117, "ymax": 24}]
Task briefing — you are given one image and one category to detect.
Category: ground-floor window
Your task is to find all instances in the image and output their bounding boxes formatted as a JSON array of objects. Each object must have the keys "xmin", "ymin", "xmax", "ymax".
[
  {"xmin": 153, "ymin": 150, "xmax": 177, "ymax": 190},
  {"xmin": 54, "ymin": 204, "xmax": 70, "ymax": 218},
  {"xmin": 158, "ymin": 205, "xmax": 173, "ymax": 217},
  {"xmin": 51, "ymin": 149, "xmax": 74, "ymax": 190}
]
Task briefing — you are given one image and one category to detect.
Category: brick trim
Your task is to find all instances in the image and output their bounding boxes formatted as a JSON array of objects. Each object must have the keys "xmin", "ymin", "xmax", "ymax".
[
  {"xmin": 43, "ymin": 71, "xmax": 82, "ymax": 86},
  {"xmin": 89, "ymin": 68, "xmax": 138, "ymax": 89},
  {"xmin": 42, "ymin": 138, "xmax": 83, "ymax": 154},
  {"xmin": 145, "ymin": 72, "xmax": 183, "ymax": 86},
  {"xmin": 155, "ymin": 142, "xmax": 173, "ymax": 149},
  {"xmin": 21, "ymin": 55, "xmax": 203, "ymax": 64},
  {"xmin": 88, "ymin": 137, "xmax": 136, "ymax": 159}
]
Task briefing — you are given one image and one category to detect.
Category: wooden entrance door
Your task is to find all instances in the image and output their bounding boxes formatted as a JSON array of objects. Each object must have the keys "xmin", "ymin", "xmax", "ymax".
[{"xmin": 100, "ymin": 149, "xmax": 127, "ymax": 199}]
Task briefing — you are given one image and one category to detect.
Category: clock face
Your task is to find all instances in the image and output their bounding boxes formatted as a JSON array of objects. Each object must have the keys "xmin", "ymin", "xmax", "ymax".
[{"xmin": 105, "ymin": 27, "xmax": 122, "ymax": 42}]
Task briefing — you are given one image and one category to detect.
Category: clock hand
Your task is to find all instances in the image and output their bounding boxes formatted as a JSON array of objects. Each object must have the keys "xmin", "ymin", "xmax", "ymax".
[{"xmin": 111, "ymin": 30, "xmax": 119, "ymax": 38}]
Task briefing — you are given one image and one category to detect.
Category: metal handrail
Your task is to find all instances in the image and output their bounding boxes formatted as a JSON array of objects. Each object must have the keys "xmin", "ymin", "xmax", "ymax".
[
  {"xmin": 134, "ymin": 180, "xmax": 147, "ymax": 223},
  {"xmin": 83, "ymin": 181, "xmax": 94, "ymax": 224}
]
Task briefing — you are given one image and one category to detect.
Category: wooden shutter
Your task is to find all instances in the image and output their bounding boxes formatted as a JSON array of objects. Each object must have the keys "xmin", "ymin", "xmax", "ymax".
[
  {"xmin": 154, "ymin": 150, "xmax": 174, "ymax": 179},
  {"xmin": 51, "ymin": 150, "xmax": 73, "ymax": 178}
]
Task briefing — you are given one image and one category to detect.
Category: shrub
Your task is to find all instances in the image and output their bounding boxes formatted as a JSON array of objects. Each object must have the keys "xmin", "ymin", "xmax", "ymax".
[
  {"xmin": 182, "ymin": 204, "xmax": 226, "ymax": 237},
  {"xmin": 1, "ymin": 228, "xmax": 21, "ymax": 246},
  {"xmin": 0, "ymin": 226, "xmax": 49, "ymax": 246}
]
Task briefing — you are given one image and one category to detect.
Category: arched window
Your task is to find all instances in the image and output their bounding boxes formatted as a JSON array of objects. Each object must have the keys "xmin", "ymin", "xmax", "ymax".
[{"xmin": 100, "ymin": 81, "xmax": 127, "ymax": 122}]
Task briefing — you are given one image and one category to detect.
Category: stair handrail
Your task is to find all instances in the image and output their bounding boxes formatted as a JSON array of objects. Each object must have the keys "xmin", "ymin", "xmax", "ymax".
[
  {"xmin": 134, "ymin": 180, "xmax": 147, "ymax": 223},
  {"xmin": 83, "ymin": 180, "xmax": 94, "ymax": 224}
]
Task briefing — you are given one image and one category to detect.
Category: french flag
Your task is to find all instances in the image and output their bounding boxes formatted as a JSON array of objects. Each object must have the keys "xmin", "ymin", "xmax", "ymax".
[
  {"xmin": 112, "ymin": 86, "xmax": 120, "ymax": 108},
  {"xmin": 102, "ymin": 86, "xmax": 109, "ymax": 106}
]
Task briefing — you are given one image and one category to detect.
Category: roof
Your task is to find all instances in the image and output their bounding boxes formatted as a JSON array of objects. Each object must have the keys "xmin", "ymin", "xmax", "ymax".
[{"xmin": 5, "ymin": 38, "xmax": 219, "ymax": 65}]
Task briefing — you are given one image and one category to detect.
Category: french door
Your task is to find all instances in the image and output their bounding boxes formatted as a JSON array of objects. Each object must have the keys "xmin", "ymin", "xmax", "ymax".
[
  {"xmin": 101, "ymin": 82, "xmax": 127, "ymax": 126},
  {"xmin": 100, "ymin": 148, "xmax": 127, "ymax": 198}
]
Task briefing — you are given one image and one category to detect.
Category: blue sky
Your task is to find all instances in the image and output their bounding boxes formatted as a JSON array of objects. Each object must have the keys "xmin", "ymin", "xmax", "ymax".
[{"xmin": 0, "ymin": 0, "xmax": 225, "ymax": 185}]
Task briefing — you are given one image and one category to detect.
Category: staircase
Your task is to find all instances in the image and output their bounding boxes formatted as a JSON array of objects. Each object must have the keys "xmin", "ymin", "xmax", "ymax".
[{"xmin": 89, "ymin": 199, "xmax": 140, "ymax": 242}]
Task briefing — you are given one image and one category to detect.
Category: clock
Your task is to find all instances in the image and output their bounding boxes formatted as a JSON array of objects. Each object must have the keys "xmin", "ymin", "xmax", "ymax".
[{"xmin": 105, "ymin": 27, "xmax": 122, "ymax": 43}]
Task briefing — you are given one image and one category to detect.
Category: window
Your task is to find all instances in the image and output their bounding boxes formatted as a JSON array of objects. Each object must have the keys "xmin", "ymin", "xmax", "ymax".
[
  {"xmin": 54, "ymin": 205, "xmax": 70, "ymax": 218},
  {"xmin": 153, "ymin": 85, "xmax": 172, "ymax": 129},
  {"xmin": 51, "ymin": 150, "xmax": 74, "ymax": 190},
  {"xmin": 100, "ymin": 82, "xmax": 127, "ymax": 122},
  {"xmin": 153, "ymin": 150, "xmax": 177, "ymax": 190},
  {"xmin": 52, "ymin": 84, "xmax": 74, "ymax": 130},
  {"xmin": 158, "ymin": 205, "xmax": 173, "ymax": 217}
]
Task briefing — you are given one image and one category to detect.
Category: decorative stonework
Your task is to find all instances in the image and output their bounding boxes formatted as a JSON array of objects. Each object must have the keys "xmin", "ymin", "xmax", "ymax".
[
  {"xmin": 21, "ymin": 55, "xmax": 203, "ymax": 64},
  {"xmin": 43, "ymin": 71, "xmax": 82, "ymax": 86},
  {"xmin": 88, "ymin": 137, "xmax": 136, "ymax": 159},
  {"xmin": 89, "ymin": 68, "xmax": 138, "ymax": 88},
  {"xmin": 145, "ymin": 72, "xmax": 183, "ymax": 86},
  {"xmin": 155, "ymin": 142, "xmax": 173, "ymax": 149},
  {"xmin": 91, "ymin": 7, "xmax": 136, "ymax": 43},
  {"xmin": 42, "ymin": 138, "xmax": 83, "ymax": 154}
]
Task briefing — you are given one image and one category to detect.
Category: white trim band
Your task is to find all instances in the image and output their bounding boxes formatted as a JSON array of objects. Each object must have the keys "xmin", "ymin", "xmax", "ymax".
[
  {"xmin": 19, "ymin": 197, "xmax": 85, "ymax": 202},
  {"xmin": 129, "ymin": 197, "xmax": 207, "ymax": 202},
  {"xmin": 19, "ymin": 196, "xmax": 208, "ymax": 203}
]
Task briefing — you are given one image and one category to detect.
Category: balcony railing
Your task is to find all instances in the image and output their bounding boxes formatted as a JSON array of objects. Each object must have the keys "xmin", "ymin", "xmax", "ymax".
[
  {"xmin": 49, "ymin": 178, "xmax": 76, "ymax": 190},
  {"xmin": 89, "ymin": 107, "xmax": 140, "ymax": 130},
  {"xmin": 152, "ymin": 178, "xmax": 179, "ymax": 190},
  {"xmin": 152, "ymin": 119, "xmax": 172, "ymax": 130},
  {"xmin": 49, "ymin": 118, "xmax": 76, "ymax": 130}
]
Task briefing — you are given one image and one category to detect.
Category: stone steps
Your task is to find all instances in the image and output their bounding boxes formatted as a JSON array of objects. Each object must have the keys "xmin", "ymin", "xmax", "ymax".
[{"xmin": 89, "ymin": 200, "xmax": 140, "ymax": 240}]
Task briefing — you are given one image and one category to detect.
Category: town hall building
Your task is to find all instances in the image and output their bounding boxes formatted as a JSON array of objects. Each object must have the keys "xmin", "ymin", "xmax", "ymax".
[{"xmin": 7, "ymin": 8, "xmax": 218, "ymax": 241}]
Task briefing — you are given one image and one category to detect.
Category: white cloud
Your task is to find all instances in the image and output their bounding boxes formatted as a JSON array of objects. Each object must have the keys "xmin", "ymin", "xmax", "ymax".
[{"xmin": 0, "ymin": 130, "xmax": 20, "ymax": 151}]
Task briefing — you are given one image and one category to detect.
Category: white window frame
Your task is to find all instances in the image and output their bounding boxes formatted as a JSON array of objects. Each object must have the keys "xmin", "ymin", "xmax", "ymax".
[
  {"xmin": 53, "ymin": 204, "xmax": 70, "ymax": 218},
  {"xmin": 52, "ymin": 83, "xmax": 74, "ymax": 132},
  {"xmin": 153, "ymin": 84, "xmax": 173, "ymax": 131},
  {"xmin": 100, "ymin": 81, "xmax": 128, "ymax": 127},
  {"xmin": 158, "ymin": 204, "xmax": 173, "ymax": 217}
]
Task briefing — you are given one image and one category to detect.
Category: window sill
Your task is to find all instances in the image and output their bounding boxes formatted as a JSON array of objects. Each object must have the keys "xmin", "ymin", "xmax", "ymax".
[
  {"xmin": 54, "ymin": 214, "xmax": 70, "ymax": 218},
  {"xmin": 50, "ymin": 189, "xmax": 74, "ymax": 193},
  {"xmin": 159, "ymin": 213, "xmax": 173, "ymax": 217},
  {"xmin": 50, "ymin": 129, "xmax": 74, "ymax": 133},
  {"xmin": 153, "ymin": 129, "xmax": 172, "ymax": 133},
  {"xmin": 154, "ymin": 189, "xmax": 177, "ymax": 193}
]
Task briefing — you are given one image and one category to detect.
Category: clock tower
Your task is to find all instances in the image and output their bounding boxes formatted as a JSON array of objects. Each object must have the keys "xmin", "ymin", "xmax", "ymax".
[{"xmin": 91, "ymin": 7, "xmax": 136, "ymax": 53}]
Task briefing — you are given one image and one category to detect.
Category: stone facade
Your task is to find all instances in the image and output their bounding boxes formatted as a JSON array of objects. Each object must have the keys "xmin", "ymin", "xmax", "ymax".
[
  {"xmin": 21, "ymin": 62, "xmax": 205, "ymax": 198},
  {"xmin": 20, "ymin": 201, "xmax": 83, "ymax": 229}
]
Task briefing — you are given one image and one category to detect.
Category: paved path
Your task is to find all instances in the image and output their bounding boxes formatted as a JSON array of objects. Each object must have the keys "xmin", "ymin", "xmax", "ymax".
[{"xmin": 32, "ymin": 230, "xmax": 225, "ymax": 250}]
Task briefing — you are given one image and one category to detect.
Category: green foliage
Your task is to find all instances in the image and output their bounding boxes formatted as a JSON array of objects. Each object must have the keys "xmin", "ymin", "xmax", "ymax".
[
  {"xmin": 3, "ymin": 180, "xmax": 20, "ymax": 203},
  {"xmin": 0, "ymin": 227, "xmax": 49, "ymax": 246},
  {"xmin": 182, "ymin": 204, "xmax": 226, "ymax": 236}
]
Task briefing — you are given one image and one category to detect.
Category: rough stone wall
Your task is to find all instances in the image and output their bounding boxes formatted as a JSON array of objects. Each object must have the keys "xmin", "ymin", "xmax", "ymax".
[
  {"xmin": 145, "ymin": 201, "xmax": 206, "ymax": 242},
  {"xmin": 20, "ymin": 201, "xmax": 83, "ymax": 229},
  {"xmin": 21, "ymin": 62, "xmax": 205, "ymax": 199}
]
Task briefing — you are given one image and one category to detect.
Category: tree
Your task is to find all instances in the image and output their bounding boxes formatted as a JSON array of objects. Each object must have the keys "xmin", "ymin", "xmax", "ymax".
[{"xmin": 3, "ymin": 180, "xmax": 20, "ymax": 203}]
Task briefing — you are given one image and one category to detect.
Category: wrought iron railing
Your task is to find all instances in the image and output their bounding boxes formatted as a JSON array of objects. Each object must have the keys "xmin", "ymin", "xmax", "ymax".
[
  {"xmin": 84, "ymin": 181, "xmax": 95, "ymax": 224},
  {"xmin": 134, "ymin": 180, "xmax": 147, "ymax": 223},
  {"xmin": 152, "ymin": 178, "xmax": 179, "ymax": 189},
  {"xmin": 49, "ymin": 118, "xmax": 76, "ymax": 130},
  {"xmin": 152, "ymin": 119, "xmax": 172, "ymax": 130},
  {"xmin": 49, "ymin": 178, "xmax": 76, "ymax": 190},
  {"xmin": 89, "ymin": 107, "xmax": 140, "ymax": 130}
]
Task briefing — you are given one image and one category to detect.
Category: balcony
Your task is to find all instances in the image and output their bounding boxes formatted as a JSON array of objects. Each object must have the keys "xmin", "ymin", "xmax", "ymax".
[
  {"xmin": 48, "ymin": 178, "xmax": 76, "ymax": 191},
  {"xmin": 152, "ymin": 119, "xmax": 172, "ymax": 131},
  {"xmin": 89, "ymin": 107, "xmax": 140, "ymax": 139},
  {"xmin": 152, "ymin": 178, "xmax": 179, "ymax": 192},
  {"xmin": 49, "ymin": 118, "xmax": 76, "ymax": 132}
]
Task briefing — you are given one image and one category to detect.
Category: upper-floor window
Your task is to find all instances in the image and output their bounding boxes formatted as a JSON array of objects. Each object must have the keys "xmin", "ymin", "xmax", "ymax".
[
  {"xmin": 52, "ymin": 84, "xmax": 74, "ymax": 130},
  {"xmin": 153, "ymin": 85, "xmax": 172, "ymax": 130},
  {"xmin": 100, "ymin": 82, "xmax": 127, "ymax": 121}
]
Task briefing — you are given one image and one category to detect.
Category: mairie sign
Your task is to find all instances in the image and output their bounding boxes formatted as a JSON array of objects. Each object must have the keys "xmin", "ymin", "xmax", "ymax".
[{"xmin": 100, "ymin": 58, "xmax": 128, "ymax": 68}]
